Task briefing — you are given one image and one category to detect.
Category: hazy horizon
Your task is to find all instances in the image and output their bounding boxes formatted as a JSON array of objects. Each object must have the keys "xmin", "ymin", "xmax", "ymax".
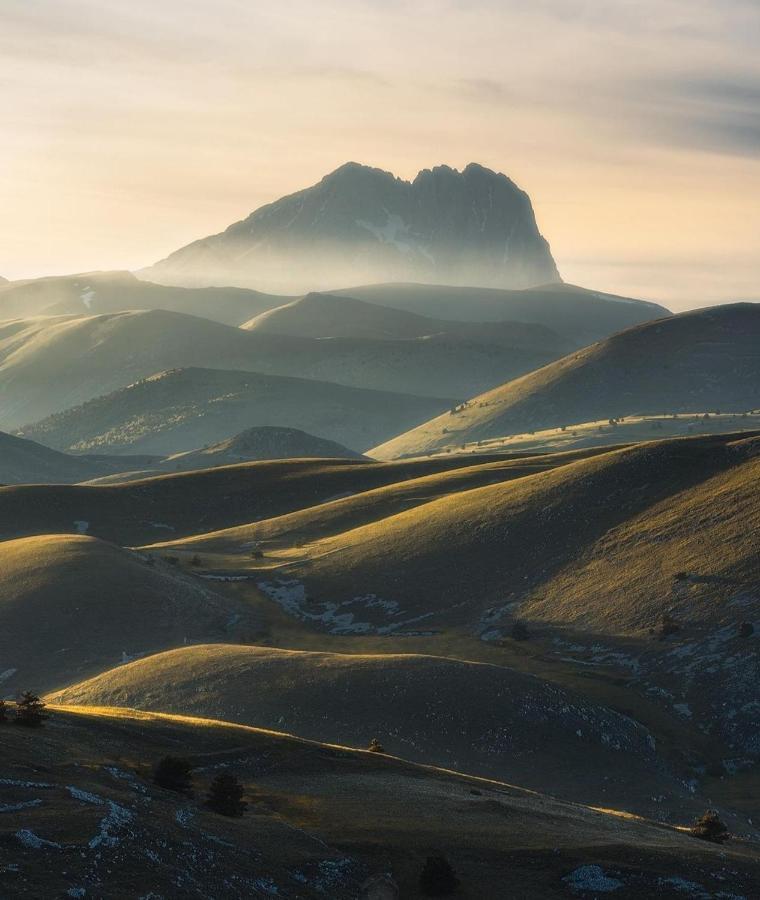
[{"xmin": 2, "ymin": 1, "xmax": 759, "ymax": 309}]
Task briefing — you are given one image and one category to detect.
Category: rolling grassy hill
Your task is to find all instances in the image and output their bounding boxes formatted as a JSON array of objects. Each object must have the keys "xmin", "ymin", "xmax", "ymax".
[
  {"xmin": 6, "ymin": 705, "xmax": 757, "ymax": 899},
  {"xmin": 47, "ymin": 644, "xmax": 689, "ymax": 817},
  {"xmin": 335, "ymin": 281, "xmax": 670, "ymax": 346},
  {"xmin": 0, "ymin": 270, "xmax": 291, "ymax": 325},
  {"xmin": 0, "ymin": 453, "xmax": 541, "ymax": 545},
  {"xmin": 0, "ymin": 535, "xmax": 258, "ymax": 694},
  {"xmin": 371, "ymin": 303, "xmax": 760, "ymax": 459},
  {"xmin": 243, "ymin": 290, "xmax": 570, "ymax": 353},
  {"xmin": 0, "ymin": 307, "xmax": 577, "ymax": 432},
  {"xmin": 159, "ymin": 426, "xmax": 365, "ymax": 471},
  {"xmin": 147, "ymin": 433, "xmax": 760, "ymax": 758},
  {"xmin": 18, "ymin": 367, "xmax": 452, "ymax": 455},
  {"xmin": 0, "ymin": 430, "xmax": 158, "ymax": 484}
]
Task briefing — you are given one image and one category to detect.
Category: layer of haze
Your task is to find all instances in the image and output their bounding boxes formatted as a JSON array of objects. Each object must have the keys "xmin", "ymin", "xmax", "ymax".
[{"xmin": 2, "ymin": 0, "xmax": 759, "ymax": 308}]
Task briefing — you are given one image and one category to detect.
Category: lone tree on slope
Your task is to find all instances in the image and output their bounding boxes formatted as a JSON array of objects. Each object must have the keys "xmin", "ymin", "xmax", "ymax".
[
  {"xmin": 153, "ymin": 756, "xmax": 194, "ymax": 794},
  {"xmin": 691, "ymin": 809, "xmax": 730, "ymax": 844},
  {"xmin": 206, "ymin": 771, "xmax": 247, "ymax": 817},
  {"xmin": 419, "ymin": 855, "xmax": 460, "ymax": 896},
  {"xmin": 14, "ymin": 692, "xmax": 48, "ymax": 727}
]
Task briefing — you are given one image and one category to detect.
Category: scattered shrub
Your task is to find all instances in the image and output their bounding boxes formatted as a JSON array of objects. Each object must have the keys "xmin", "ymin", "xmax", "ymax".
[
  {"xmin": 251, "ymin": 549, "xmax": 264, "ymax": 559},
  {"xmin": 739, "ymin": 622, "xmax": 754, "ymax": 638},
  {"xmin": 419, "ymin": 855, "xmax": 459, "ymax": 896},
  {"xmin": 368, "ymin": 738, "xmax": 386, "ymax": 754},
  {"xmin": 690, "ymin": 809, "xmax": 729, "ymax": 843},
  {"xmin": 190, "ymin": 554, "xmax": 203, "ymax": 567},
  {"xmin": 164, "ymin": 555, "xmax": 180, "ymax": 566},
  {"xmin": 658, "ymin": 612, "xmax": 680, "ymax": 640},
  {"xmin": 14, "ymin": 692, "xmax": 48, "ymax": 727},
  {"xmin": 511, "ymin": 620, "xmax": 530, "ymax": 641},
  {"xmin": 206, "ymin": 771, "xmax": 247, "ymax": 817},
  {"xmin": 153, "ymin": 756, "xmax": 193, "ymax": 794},
  {"xmin": 0, "ymin": 700, "xmax": 7, "ymax": 723}
]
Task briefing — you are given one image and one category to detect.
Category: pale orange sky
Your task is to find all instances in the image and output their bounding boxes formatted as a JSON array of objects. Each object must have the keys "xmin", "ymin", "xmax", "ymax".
[{"xmin": 1, "ymin": 0, "xmax": 759, "ymax": 309}]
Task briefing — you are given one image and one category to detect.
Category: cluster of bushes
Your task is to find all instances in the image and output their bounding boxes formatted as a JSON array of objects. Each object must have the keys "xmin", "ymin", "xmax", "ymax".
[
  {"xmin": 153, "ymin": 755, "xmax": 247, "ymax": 817},
  {"xmin": 0, "ymin": 692, "xmax": 48, "ymax": 727}
]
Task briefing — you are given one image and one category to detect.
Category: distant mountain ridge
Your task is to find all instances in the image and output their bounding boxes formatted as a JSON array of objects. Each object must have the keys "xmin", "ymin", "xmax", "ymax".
[{"xmin": 142, "ymin": 162, "xmax": 560, "ymax": 292}]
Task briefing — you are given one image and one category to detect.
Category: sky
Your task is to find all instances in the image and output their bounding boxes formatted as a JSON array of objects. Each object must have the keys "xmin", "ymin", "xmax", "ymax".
[{"xmin": 1, "ymin": 0, "xmax": 758, "ymax": 309}]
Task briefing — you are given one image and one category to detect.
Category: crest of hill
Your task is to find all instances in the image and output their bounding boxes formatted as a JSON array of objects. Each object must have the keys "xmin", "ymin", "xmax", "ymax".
[
  {"xmin": 6, "ymin": 706, "xmax": 757, "ymax": 898},
  {"xmin": 160, "ymin": 425, "xmax": 364, "ymax": 472},
  {"xmin": 242, "ymin": 290, "xmax": 570, "ymax": 353},
  {"xmin": 0, "ymin": 534, "xmax": 255, "ymax": 694},
  {"xmin": 0, "ymin": 270, "xmax": 291, "ymax": 325},
  {"xmin": 48, "ymin": 644, "xmax": 683, "ymax": 815},
  {"xmin": 371, "ymin": 302, "xmax": 760, "ymax": 459},
  {"xmin": 334, "ymin": 281, "xmax": 670, "ymax": 347},
  {"xmin": 142, "ymin": 162, "xmax": 560, "ymax": 292},
  {"xmin": 18, "ymin": 366, "xmax": 452, "ymax": 455}
]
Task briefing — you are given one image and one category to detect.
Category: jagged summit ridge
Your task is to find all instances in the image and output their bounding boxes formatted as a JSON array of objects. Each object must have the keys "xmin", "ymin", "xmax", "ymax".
[{"xmin": 142, "ymin": 162, "xmax": 560, "ymax": 292}]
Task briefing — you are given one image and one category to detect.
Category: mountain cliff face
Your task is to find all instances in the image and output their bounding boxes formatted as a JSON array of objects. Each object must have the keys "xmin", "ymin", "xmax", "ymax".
[{"xmin": 142, "ymin": 162, "xmax": 560, "ymax": 292}]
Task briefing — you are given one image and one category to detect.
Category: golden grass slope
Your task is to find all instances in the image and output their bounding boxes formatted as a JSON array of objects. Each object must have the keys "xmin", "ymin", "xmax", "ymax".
[
  {"xmin": 4, "ymin": 704, "xmax": 758, "ymax": 898},
  {"xmin": 47, "ymin": 643, "xmax": 689, "ymax": 817},
  {"xmin": 371, "ymin": 303, "xmax": 760, "ymax": 459},
  {"xmin": 147, "ymin": 445, "xmax": 620, "ymax": 554},
  {"xmin": 0, "ymin": 452, "xmax": 563, "ymax": 546},
  {"xmin": 163, "ymin": 433, "xmax": 760, "ymax": 638},
  {"xmin": 0, "ymin": 534, "xmax": 257, "ymax": 694}
]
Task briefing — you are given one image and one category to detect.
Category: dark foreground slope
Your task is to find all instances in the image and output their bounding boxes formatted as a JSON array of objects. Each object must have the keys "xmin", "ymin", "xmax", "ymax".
[{"xmin": 4, "ymin": 705, "xmax": 758, "ymax": 898}]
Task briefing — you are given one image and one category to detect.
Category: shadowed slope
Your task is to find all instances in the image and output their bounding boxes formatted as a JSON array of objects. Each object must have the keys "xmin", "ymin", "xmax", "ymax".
[
  {"xmin": 0, "ymin": 535, "xmax": 256, "ymax": 694},
  {"xmin": 0, "ymin": 430, "xmax": 158, "ymax": 485},
  {"xmin": 0, "ymin": 453, "xmax": 535, "ymax": 545},
  {"xmin": 6, "ymin": 705, "xmax": 759, "ymax": 898}
]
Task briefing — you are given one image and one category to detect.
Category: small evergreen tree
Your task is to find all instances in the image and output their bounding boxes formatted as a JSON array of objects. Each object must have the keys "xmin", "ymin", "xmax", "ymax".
[
  {"xmin": 153, "ymin": 756, "xmax": 193, "ymax": 794},
  {"xmin": 368, "ymin": 738, "xmax": 386, "ymax": 753},
  {"xmin": 14, "ymin": 692, "xmax": 48, "ymax": 727},
  {"xmin": 0, "ymin": 699, "xmax": 7, "ymax": 723},
  {"xmin": 206, "ymin": 771, "xmax": 247, "ymax": 817},
  {"xmin": 511, "ymin": 620, "xmax": 530, "ymax": 641},
  {"xmin": 658, "ymin": 612, "xmax": 680, "ymax": 640},
  {"xmin": 419, "ymin": 855, "xmax": 459, "ymax": 896},
  {"xmin": 691, "ymin": 809, "xmax": 729, "ymax": 844},
  {"xmin": 739, "ymin": 621, "xmax": 754, "ymax": 638}
]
